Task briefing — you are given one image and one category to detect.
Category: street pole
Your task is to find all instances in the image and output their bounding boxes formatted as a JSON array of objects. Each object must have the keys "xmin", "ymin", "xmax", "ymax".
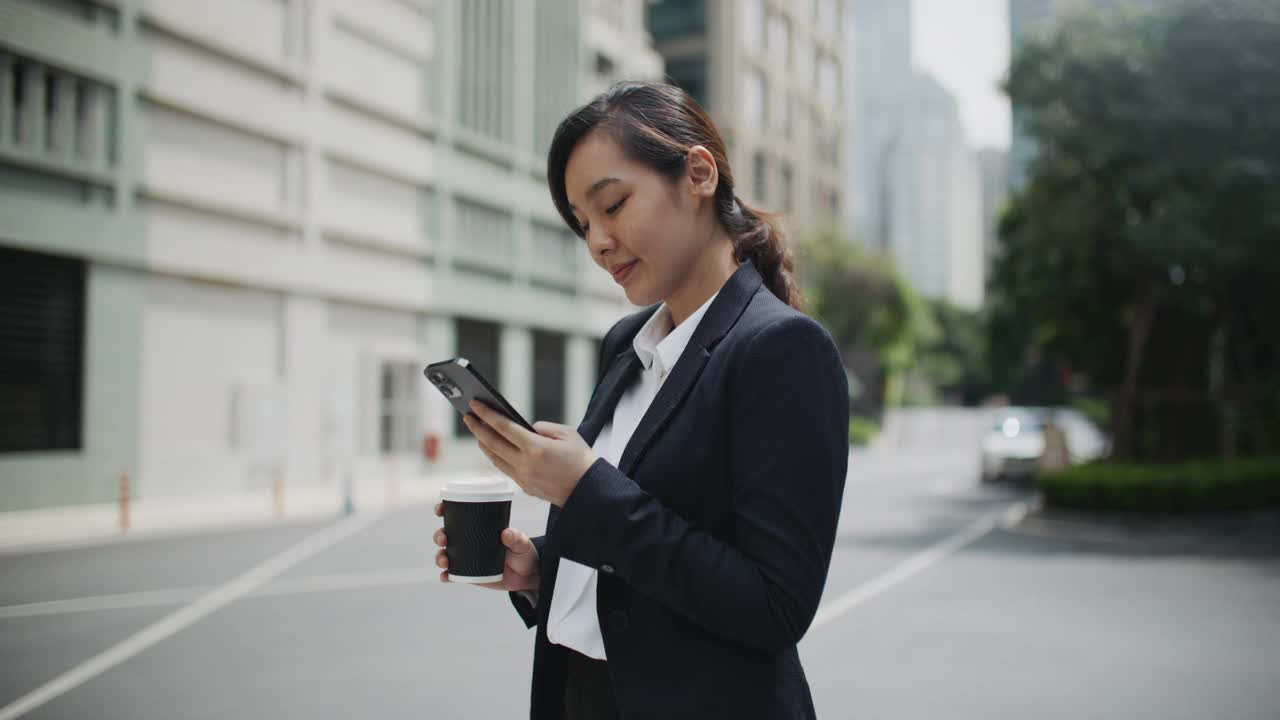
[{"xmin": 342, "ymin": 466, "xmax": 354, "ymax": 517}]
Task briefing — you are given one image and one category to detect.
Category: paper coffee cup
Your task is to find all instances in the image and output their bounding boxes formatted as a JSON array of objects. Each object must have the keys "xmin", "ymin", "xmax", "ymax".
[{"xmin": 440, "ymin": 477, "xmax": 514, "ymax": 583}]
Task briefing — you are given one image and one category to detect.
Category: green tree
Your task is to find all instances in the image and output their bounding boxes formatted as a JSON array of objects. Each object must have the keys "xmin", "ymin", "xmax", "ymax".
[
  {"xmin": 994, "ymin": 0, "xmax": 1280, "ymax": 460},
  {"xmin": 794, "ymin": 225, "xmax": 933, "ymax": 413},
  {"xmin": 915, "ymin": 299, "xmax": 990, "ymax": 406}
]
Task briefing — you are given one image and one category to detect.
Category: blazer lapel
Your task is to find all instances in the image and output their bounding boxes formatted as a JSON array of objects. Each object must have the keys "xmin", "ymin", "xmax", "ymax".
[
  {"xmin": 576, "ymin": 349, "xmax": 642, "ymax": 448},
  {"xmin": 617, "ymin": 260, "xmax": 764, "ymax": 476}
]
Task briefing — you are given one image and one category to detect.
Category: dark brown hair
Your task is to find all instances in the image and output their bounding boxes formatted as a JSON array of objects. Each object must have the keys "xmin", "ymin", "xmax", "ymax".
[{"xmin": 547, "ymin": 81, "xmax": 804, "ymax": 311}]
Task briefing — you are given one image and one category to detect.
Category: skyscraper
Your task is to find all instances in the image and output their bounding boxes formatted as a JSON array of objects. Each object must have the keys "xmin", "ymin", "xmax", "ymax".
[{"xmin": 847, "ymin": 0, "xmax": 986, "ymax": 309}]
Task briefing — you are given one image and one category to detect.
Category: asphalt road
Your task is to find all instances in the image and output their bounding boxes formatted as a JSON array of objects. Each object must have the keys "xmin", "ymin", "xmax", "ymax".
[{"xmin": 3, "ymin": 409, "xmax": 1278, "ymax": 719}]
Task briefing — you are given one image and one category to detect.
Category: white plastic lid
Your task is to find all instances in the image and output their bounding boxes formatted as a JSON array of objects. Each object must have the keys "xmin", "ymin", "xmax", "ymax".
[{"xmin": 440, "ymin": 476, "xmax": 514, "ymax": 503}]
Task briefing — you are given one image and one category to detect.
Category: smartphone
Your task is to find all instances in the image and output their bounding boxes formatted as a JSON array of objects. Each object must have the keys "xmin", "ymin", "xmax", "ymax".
[{"xmin": 424, "ymin": 357, "xmax": 535, "ymax": 433}]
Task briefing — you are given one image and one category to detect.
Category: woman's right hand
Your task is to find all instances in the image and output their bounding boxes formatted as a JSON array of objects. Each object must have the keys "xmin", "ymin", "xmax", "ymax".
[{"xmin": 433, "ymin": 502, "xmax": 540, "ymax": 592}]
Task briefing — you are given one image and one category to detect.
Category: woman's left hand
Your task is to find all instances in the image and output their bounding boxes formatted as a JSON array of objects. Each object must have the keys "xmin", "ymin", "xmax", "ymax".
[{"xmin": 464, "ymin": 400, "xmax": 598, "ymax": 508}]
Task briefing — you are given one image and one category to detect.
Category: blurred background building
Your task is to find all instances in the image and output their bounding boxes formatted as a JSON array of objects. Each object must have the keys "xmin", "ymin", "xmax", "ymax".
[
  {"xmin": 0, "ymin": 0, "xmax": 661, "ymax": 512},
  {"xmin": 847, "ymin": 0, "xmax": 985, "ymax": 310},
  {"xmin": 646, "ymin": 0, "xmax": 847, "ymax": 226},
  {"xmin": 976, "ymin": 146, "xmax": 1009, "ymax": 272}
]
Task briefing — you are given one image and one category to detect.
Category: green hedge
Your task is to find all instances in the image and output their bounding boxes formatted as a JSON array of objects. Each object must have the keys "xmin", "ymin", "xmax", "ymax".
[
  {"xmin": 1039, "ymin": 458, "xmax": 1280, "ymax": 512},
  {"xmin": 848, "ymin": 417, "xmax": 880, "ymax": 446}
]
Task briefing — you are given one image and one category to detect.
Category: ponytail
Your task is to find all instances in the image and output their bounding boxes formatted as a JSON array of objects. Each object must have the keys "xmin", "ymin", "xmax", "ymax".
[{"xmin": 719, "ymin": 193, "xmax": 805, "ymax": 312}]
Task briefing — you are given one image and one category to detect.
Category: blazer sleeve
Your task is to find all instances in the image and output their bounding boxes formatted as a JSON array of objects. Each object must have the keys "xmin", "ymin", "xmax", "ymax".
[{"xmin": 546, "ymin": 315, "xmax": 850, "ymax": 652}]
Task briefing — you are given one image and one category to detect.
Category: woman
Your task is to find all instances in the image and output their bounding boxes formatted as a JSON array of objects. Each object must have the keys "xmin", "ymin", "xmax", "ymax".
[{"xmin": 432, "ymin": 81, "xmax": 849, "ymax": 720}]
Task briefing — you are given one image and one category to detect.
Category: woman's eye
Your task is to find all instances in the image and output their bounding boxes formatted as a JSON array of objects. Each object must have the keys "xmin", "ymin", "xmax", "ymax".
[{"xmin": 577, "ymin": 196, "xmax": 626, "ymax": 237}]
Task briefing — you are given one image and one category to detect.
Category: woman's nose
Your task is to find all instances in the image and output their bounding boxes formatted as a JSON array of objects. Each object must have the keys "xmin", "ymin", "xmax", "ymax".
[{"xmin": 587, "ymin": 227, "xmax": 615, "ymax": 257}]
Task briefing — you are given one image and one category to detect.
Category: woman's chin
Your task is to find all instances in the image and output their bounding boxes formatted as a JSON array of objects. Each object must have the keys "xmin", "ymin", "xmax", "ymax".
[{"xmin": 622, "ymin": 285, "xmax": 657, "ymax": 307}]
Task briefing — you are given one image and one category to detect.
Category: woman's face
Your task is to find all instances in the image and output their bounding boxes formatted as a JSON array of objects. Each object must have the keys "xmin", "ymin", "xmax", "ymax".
[{"xmin": 564, "ymin": 130, "xmax": 710, "ymax": 307}]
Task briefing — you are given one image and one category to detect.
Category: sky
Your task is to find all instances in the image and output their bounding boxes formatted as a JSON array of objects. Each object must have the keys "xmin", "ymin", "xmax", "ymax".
[{"xmin": 911, "ymin": 0, "xmax": 1012, "ymax": 150}]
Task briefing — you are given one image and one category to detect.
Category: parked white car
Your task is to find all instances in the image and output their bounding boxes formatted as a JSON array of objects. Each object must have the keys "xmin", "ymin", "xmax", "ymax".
[{"xmin": 980, "ymin": 407, "xmax": 1109, "ymax": 483}]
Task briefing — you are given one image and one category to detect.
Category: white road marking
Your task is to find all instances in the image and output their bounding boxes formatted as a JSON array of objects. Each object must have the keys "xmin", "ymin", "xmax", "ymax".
[
  {"xmin": 0, "ymin": 511, "xmax": 382, "ymax": 720},
  {"xmin": 0, "ymin": 567, "xmax": 437, "ymax": 620},
  {"xmin": 810, "ymin": 501, "xmax": 1027, "ymax": 631},
  {"xmin": 256, "ymin": 567, "xmax": 434, "ymax": 597},
  {"xmin": 0, "ymin": 587, "xmax": 209, "ymax": 620}
]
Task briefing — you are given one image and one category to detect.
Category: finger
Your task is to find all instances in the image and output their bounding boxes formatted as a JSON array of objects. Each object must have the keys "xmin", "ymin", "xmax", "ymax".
[
  {"xmin": 465, "ymin": 414, "xmax": 518, "ymax": 459},
  {"xmin": 502, "ymin": 528, "xmax": 535, "ymax": 556},
  {"xmin": 434, "ymin": 502, "xmax": 443, "ymax": 517},
  {"xmin": 433, "ymin": 529, "xmax": 446, "ymax": 547},
  {"xmin": 476, "ymin": 435, "xmax": 514, "ymax": 474},
  {"xmin": 479, "ymin": 442, "xmax": 521, "ymax": 482},
  {"xmin": 438, "ymin": 570, "xmax": 450, "ymax": 583},
  {"xmin": 435, "ymin": 549, "xmax": 448, "ymax": 568},
  {"xmin": 532, "ymin": 421, "xmax": 566, "ymax": 438},
  {"xmin": 469, "ymin": 400, "xmax": 531, "ymax": 450}
]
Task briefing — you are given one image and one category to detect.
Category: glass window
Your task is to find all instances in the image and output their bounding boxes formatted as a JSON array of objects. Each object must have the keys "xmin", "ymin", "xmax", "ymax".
[
  {"xmin": 780, "ymin": 162, "xmax": 793, "ymax": 211},
  {"xmin": 818, "ymin": 55, "xmax": 839, "ymax": 107},
  {"xmin": 378, "ymin": 362, "xmax": 421, "ymax": 454},
  {"xmin": 818, "ymin": 0, "xmax": 838, "ymax": 36},
  {"xmin": 532, "ymin": 330, "xmax": 567, "ymax": 424},
  {"xmin": 742, "ymin": 0, "xmax": 765, "ymax": 49},
  {"xmin": 453, "ymin": 318, "xmax": 501, "ymax": 437},
  {"xmin": 666, "ymin": 57, "xmax": 709, "ymax": 108},
  {"xmin": 594, "ymin": 52, "xmax": 615, "ymax": 79},
  {"xmin": 767, "ymin": 14, "xmax": 791, "ymax": 68},
  {"xmin": 773, "ymin": 86, "xmax": 793, "ymax": 137},
  {"xmin": 745, "ymin": 69, "xmax": 767, "ymax": 130},
  {"xmin": 752, "ymin": 151, "xmax": 768, "ymax": 205},
  {"xmin": 796, "ymin": 37, "xmax": 814, "ymax": 87},
  {"xmin": 648, "ymin": 0, "xmax": 709, "ymax": 39},
  {"xmin": 0, "ymin": 245, "xmax": 85, "ymax": 452}
]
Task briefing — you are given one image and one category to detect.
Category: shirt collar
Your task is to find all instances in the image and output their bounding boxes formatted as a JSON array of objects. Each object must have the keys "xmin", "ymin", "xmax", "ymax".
[{"xmin": 632, "ymin": 291, "xmax": 719, "ymax": 379}]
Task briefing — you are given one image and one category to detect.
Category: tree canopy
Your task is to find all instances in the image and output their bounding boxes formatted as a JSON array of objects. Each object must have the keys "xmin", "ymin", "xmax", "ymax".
[{"xmin": 992, "ymin": 0, "xmax": 1280, "ymax": 460}]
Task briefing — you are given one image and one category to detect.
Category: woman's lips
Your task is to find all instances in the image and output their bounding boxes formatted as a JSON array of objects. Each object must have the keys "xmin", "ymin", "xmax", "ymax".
[{"xmin": 611, "ymin": 260, "xmax": 637, "ymax": 283}]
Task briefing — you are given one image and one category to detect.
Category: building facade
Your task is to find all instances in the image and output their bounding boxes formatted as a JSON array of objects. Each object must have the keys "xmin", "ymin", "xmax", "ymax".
[
  {"xmin": 976, "ymin": 147, "xmax": 1009, "ymax": 271},
  {"xmin": 0, "ymin": 0, "xmax": 662, "ymax": 511},
  {"xmin": 645, "ymin": 0, "xmax": 846, "ymax": 228},
  {"xmin": 846, "ymin": 0, "xmax": 985, "ymax": 309}
]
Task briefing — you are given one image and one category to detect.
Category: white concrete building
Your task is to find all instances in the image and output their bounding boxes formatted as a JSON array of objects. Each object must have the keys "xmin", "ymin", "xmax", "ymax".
[
  {"xmin": 646, "ymin": 0, "xmax": 847, "ymax": 225},
  {"xmin": 0, "ymin": 0, "xmax": 662, "ymax": 512}
]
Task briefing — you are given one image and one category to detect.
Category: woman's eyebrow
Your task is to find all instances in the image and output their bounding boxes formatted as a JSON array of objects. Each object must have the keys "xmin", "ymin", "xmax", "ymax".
[{"xmin": 569, "ymin": 177, "xmax": 621, "ymax": 210}]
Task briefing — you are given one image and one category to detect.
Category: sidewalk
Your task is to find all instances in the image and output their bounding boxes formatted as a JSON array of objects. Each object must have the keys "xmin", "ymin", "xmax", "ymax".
[{"xmin": 0, "ymin": 469, "xmax": 486, "ymax": 553}]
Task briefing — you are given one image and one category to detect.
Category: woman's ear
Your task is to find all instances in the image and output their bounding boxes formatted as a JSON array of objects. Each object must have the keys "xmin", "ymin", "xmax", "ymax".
[{"xmin": 685, "ymin": 145, "xmax": 719, "ymax": 199}]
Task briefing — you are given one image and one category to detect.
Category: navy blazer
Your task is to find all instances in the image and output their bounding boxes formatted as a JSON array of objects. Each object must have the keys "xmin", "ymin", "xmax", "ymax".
[{"xmin": 508, "ymin": 260, "xmax": 849, "ymax": 719}]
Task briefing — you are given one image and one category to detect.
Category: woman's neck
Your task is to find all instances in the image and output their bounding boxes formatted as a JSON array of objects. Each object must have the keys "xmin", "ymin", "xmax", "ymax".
[{"xmin": 665, "ymin": 229, "xmax": 738, "ymax": 328}]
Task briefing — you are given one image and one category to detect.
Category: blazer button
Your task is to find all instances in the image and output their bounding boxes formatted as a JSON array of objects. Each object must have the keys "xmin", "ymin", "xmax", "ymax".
[
  {"xmin": 607, "ymin": 610, "xmax": 630, "ymax": 633},
  {"xmin": 600, "ymin": 563, "xmax": 615, "ymax": 575}
]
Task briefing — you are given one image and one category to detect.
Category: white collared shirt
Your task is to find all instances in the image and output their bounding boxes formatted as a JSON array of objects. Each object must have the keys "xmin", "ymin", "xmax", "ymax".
[{"xmin": 544, "ymin": 291, "xmax": 719, "ymax": 660}]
